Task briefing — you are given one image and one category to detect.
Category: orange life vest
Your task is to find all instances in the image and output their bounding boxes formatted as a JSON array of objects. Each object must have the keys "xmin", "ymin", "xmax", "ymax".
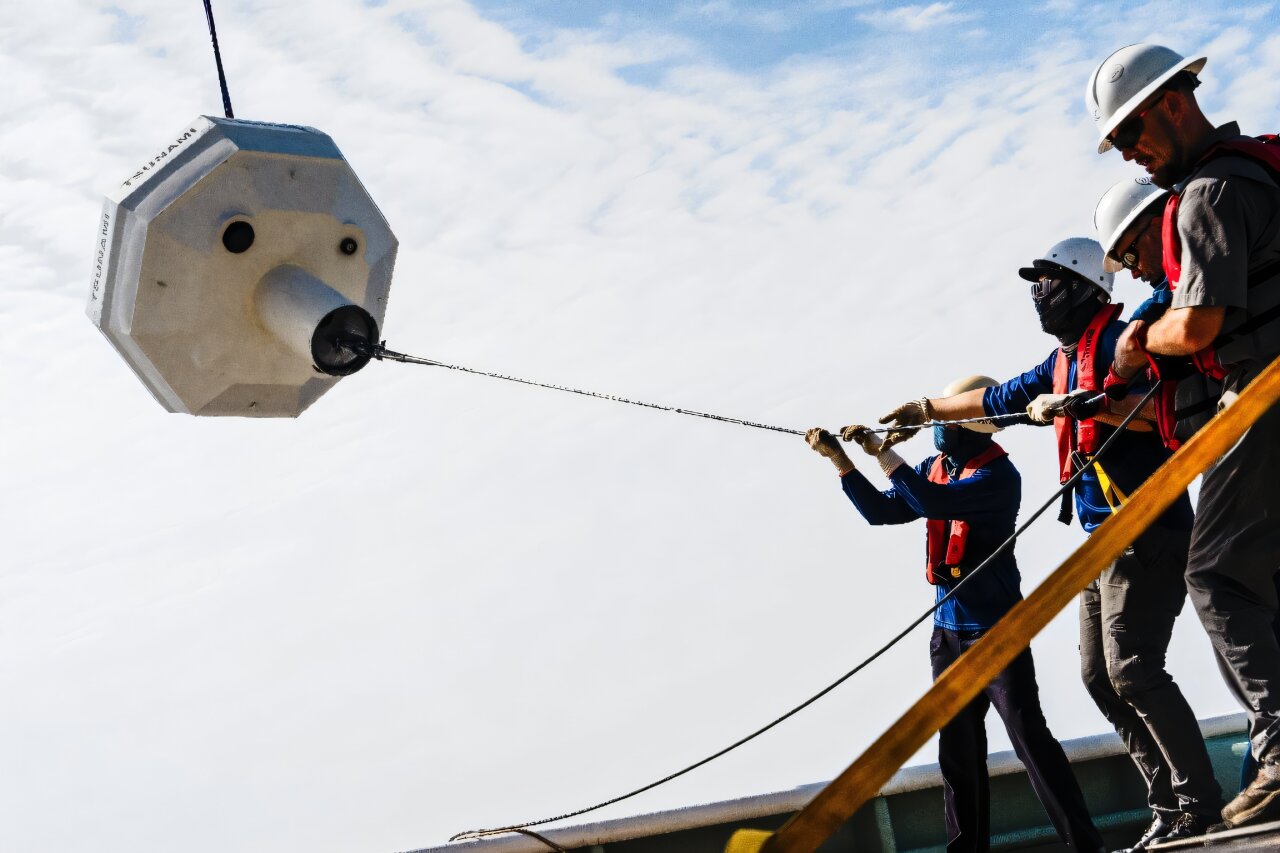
[
  {"xmin": 1051, "ymin": 303, "xmax": 1122, "ymax": 483},
  {"xmin": 924, "ymin": 442, "xmax": 1007, "ymax": 585}
]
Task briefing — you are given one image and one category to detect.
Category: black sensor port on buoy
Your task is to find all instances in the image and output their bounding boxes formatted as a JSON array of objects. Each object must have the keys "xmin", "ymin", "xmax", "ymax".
[{"xmin": 312, "ymin": 304, "xmax": 378, "ymax": 376}]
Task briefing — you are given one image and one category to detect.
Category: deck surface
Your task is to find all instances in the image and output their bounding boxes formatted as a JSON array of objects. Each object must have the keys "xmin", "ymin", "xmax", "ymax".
[{"xmin": 1155, "ymin": 820, "xmax": 1280, "ymax": 851}]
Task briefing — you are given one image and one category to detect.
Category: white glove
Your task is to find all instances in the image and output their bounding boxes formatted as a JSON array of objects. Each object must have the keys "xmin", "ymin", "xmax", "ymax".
[{"xmin": 1026, "ymin": 393, "xmax": 1070, "ymax": 425}]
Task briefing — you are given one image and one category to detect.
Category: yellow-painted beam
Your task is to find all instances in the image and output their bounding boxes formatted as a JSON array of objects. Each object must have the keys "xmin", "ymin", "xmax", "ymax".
[
  {"xmin": 727, "ymin": 358, "xmax": 1280, "ymax": 853},
  {"xmin": 723, "ymin": 828, "xmax": 773, "ymax": 853}
]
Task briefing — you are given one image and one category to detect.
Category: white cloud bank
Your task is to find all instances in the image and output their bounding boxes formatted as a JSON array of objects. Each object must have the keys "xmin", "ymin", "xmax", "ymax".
[
  {"xmin": 0, "ymin": 2, "xmax": 1277, "ymax": 852},
  {"xmin": 857, "ymin": 2, "xmax": 975, "ymax": 32}
]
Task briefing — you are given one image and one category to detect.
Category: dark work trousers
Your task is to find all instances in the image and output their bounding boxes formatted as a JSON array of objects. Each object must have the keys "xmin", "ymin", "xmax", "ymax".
[
  {"xmin": 1187, "ymin": 401, "xmax": 1280, "ymax": 764},
  {"xmin": 1232, "ymin": 573, "xmax": 1280, "ymax": 788},
  {"xmin": 930, "ymin": 627, "xmax": 1104, "ymax": 853},
  {"xmin": 1079, "ymin": 526, "xmax": 1223, "ymax": 819}
]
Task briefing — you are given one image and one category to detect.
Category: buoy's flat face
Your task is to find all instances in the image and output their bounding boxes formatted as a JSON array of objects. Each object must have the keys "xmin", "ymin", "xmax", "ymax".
[{"xmin": 89, "ymin": 117, "xmax": 397, "ymax": 417}]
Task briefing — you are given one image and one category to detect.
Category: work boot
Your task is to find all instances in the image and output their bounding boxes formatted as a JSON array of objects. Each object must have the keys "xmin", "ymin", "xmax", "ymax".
[
  {"xmin": 1148, "ymin": 811, "xmax": 1215, "ymax": 845},
  {"xmin": 1111, "ymin": 813, "xmax": 1174, "ymax": 851},
  {"xmin": 1220, "ymin": 758, "xmax": 1280, "ymax": 828}
]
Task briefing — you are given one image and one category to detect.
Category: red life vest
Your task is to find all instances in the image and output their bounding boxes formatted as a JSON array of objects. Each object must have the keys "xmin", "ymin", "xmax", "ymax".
[
  {"xmin": 1140, "ymin": 356, "xmax": 1205, "ymax": 452},
  {"xmin": 1051, "ymin": 303, "xmax": 1122, "ymax": 483},
  {"xmin": 1162, "ymin": 135, "xmax": 1280, "ymax": 381},
  {"xmin": 1153, "ymin": 375, "xmax": 1184, "ymax": 451},
  {"xmin": 924, "ymin": 442, "xmax": 1007, "ymax": 585}
]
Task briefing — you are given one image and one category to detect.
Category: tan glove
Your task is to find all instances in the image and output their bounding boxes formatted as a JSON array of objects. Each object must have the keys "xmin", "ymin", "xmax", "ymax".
[
  {"xmin": 877, "ymin": 398, "xmax": 930, "ymax": 449},
  {"xmin": 840, "ymin": 424, "xmax": 883, "ymax": 457},
  {"xmin": 1026, "ymin": 393, "xmax": 1071, "ymax": 425},
  {"xmin": 841, "ymin": 424, "xmax": 905, "ymax": 476},
  {"xmin": 805, "ymin": 428, "xmax": 854, "ymax": 472}
]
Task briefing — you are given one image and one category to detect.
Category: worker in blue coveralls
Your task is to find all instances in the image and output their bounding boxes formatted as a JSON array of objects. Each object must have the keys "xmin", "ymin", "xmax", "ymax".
[
  {"xmin": 806, "ymin": 375, "xmax": 1103, "ymax": 853},
  {"xmin": 878, "ymin": 238, "xmax": 1221, "ymax": 851}
]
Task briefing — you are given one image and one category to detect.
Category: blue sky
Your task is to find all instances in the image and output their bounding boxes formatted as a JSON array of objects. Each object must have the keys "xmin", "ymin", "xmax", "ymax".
[
  {"xmin": 3, "ymin": 1, "xmax": 1280, "ymax": 852},
  {"xmin": 462, "ymin": 1, "xmax": 1264, "ymax": 91}
]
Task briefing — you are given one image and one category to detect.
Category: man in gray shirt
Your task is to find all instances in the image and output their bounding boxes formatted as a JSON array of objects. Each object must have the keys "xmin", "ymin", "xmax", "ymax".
[{"xmin": 1088, "ymin": 43, "xmax": 1280, "ymax": 833}]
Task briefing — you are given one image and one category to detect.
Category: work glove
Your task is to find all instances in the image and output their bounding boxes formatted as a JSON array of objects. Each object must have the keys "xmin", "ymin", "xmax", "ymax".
[
  {"xmin": 1062, "ymin": 389, "xmax": 1106, "ymax": 420},
  {"xmin": 1028, "ymin": 390, "xmax": 1109, "ymax": 424},
  {"xmin": 877, "ymin": 398, "xmax": 930, "ymax": 450},
  {"xmin": 841, "ymin": 424, "xmax": 905, "ymax": 476},
  {"xmin": 1026, "ymin": 393, "xmax": 1071, "ymax": 424},
  {"xmin": 840, "ymin": 424, "xmax": 883, "ymax": 457},
  {"xmin": 805, "ymin": 428, "xmax": 854, "ymax": 473}
]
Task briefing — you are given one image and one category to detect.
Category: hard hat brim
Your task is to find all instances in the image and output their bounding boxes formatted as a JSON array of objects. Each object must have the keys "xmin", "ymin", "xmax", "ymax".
[
  {"xmin": 1018, "ymin": 259, "xmax": 1112, "ymax": 295},
  {"xmin": 1018, "ymin": 260, "xmax": 1074, "ymax": 282},
  {"xmin": 1096, "ymin": 55, "xmax": 1207, "ymax": 153},
  {"xmin": 964, "ymin": 421, "xmax": 1002, "ymax": 434}
]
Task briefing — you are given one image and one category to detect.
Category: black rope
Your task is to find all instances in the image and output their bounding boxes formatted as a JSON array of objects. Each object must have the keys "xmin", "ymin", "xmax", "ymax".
[
  {"xmin": 202, "ymin": 0, "xmax": 235, "ymax": 118},
  {"xmin": 447, "ymin": 382, "xmax": 1162, "ymax": 843},
  {"xmin": 508, "ymin": 830, "xmax": 566, "ymax": 853}
]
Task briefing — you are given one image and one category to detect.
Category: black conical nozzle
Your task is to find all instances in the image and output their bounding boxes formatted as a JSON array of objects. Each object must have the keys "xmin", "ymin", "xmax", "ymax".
[{"xmin": 312, "ymin": 304, "xmax": 378, "ymax": 376}]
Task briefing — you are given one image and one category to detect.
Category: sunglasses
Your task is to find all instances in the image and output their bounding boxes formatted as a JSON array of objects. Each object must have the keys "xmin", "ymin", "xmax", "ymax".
[
  {"xmin": 1119, "ymin": 236, "xmax": 1142, "ymax": 270},
  {"xmin": 1031, "ymin": 276, "xmax": 1064, "ymax": 301},
  {"xmin": 1116, "ymin": 215, "xmax": 1157, "ymax": 270},
  {"xmin": 1109, "ymin": 90, "xmax": 1167, "ymax": 151}
]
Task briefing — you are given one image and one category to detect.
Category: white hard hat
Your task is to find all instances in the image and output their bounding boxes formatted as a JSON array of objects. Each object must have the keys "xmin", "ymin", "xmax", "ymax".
[
  {"xmin": 940, "ymin": 375, "xmax": 1001, "ymax": 433},
  {"xmin": 1016, "ymin": 237, "xmax": 1114, "ymax": 296},
  {"xmin": 1094, "ymin": 176, "xmax": 1169, "ymax": 272},
  {"xmin": 1086, "ymin": 43, "xmax": 1206, "ymax": 153}
]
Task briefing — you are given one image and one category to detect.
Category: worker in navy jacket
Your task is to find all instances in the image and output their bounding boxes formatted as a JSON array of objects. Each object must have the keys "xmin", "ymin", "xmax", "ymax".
[
  {"xmin": 806, "ymin": 374, "xmax": 1103, "ymax": 853},
  {"xmin": 878, "ymin": 238, "xmax": 1219, "ymax": 850}
]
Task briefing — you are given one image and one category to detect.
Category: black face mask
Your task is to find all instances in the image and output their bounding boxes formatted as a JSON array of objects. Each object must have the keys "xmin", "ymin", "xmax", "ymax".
[
  {"xmin": 1034, "ymin": 278, "xmax": 1099, "ymax": 345},
  {"xmin": 933, "ymin": 425, "xmax": 993, "ymax": 467}
]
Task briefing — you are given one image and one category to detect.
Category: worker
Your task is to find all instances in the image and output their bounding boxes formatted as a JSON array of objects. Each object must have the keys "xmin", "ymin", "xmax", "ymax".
[
  {"xmin": 1094, "ymin": 175, "xmax": 1220, "ymax": 448},
  {"xmin": 1096, "ymin": 176, "xmax": 1172, "ymax": 322},
  {"xmin": 876, "ymin": 238, "xmax": 1220, "ymax": 850},
  {"xmin": 1089, "ymin": 42, "xmax": 1280, "ymax": 831},
  {"xmin": 806, "ymin": 376, "xmax": 1104, "ymax": 853}
]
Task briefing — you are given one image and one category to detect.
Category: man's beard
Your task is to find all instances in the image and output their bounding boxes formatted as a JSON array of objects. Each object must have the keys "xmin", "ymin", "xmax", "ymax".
[
  {"xmin": 1150, "ymin": 161, "xmax": 1181, "ymax": 189},
  {"xmin": 1149, "ymin": 140, "xmax": 1192, "ymax": 189}
]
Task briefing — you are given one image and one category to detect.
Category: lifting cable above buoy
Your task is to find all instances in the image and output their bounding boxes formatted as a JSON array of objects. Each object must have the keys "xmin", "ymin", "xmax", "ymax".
[
  {"xmin": 202, "ymin": 0, "xmax": 234, "ymax": 119},
  {"xmin": 445, "ymin": 381, "xmax": 1162, "ymax": 847}
]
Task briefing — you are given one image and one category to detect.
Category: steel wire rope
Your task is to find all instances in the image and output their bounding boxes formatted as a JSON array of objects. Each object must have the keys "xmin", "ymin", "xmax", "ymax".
[
  {"xmin": 354, "ymin": 343, "xmax": 1027, "ymax": 435},
  {"xmin": 442, "ymin": 380, "xmax": 1163, "ymax": 846},
  {"xmin": 202, "ymin": 0, "xmax": 235, "ymax": 118}
]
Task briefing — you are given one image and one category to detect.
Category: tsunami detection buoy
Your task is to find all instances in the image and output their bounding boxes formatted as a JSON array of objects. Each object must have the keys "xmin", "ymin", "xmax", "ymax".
[{"xmin": 88, "ymin": 116, "xmax": 398, "ymax": 417}]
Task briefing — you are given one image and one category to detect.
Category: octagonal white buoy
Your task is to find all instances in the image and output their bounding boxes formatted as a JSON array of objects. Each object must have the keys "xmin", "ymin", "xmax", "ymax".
[{"xmin": 88, "ymin": 116, "xmax": 397, "ymax": 417}]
